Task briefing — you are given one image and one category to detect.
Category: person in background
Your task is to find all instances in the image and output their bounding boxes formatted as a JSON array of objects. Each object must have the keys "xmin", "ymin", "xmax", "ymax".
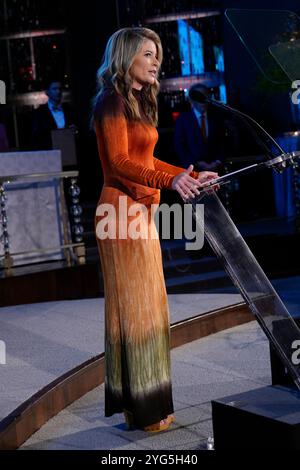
[
  {"xmin": 32, "ymin": 79, "xmax": 77, "ymax": 150},
  {"xmin": 174, "ymin": 84, "xmax": 228, "ymax": 172}
]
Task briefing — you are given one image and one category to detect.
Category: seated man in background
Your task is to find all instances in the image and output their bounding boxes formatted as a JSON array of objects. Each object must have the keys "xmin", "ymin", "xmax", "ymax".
[
  {"xmin": 32, "ymin": 79, "xmax": 77, "ymax": 150},
  {"xmin": 174, "ymin": 84, "xmax": 237, "ymax": 172}
]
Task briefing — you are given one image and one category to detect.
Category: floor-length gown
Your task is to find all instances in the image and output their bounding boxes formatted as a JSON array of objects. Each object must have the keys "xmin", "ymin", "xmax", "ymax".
[{"xmin": 94, "ymin": 87, "xmax": 198, "ymax": 427}]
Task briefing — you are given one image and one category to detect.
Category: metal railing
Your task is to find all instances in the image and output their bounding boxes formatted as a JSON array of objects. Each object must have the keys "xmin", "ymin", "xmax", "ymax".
[{"xmin": 0, "ymin": 171, "xmax": 86, "ymax": 271}]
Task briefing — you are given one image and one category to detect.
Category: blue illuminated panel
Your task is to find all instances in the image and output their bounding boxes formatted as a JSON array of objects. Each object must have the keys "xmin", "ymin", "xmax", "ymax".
[
  {"xmin": 189, "ymin": 25, "xmax": 204, "ymax": 75},
  {"xmin": 178, "ymin": 20, "xmax": 204, "ymax": 76},
  {"xmin": 219, "ymin": 83, "xmax": 227, "ymax": 103},
  {"xmin": 213, "ymin": 45, "xmax": 225, "ymax": 72},
  {"xmin": 177, "ymin": 20, "xmax": 190, "ymax": 76}
]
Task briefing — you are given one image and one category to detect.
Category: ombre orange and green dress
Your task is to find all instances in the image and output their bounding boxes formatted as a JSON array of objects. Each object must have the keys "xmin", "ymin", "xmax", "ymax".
[{"xmin": 94, "ymin": 87, "xmax": 198, "ymax": 428}]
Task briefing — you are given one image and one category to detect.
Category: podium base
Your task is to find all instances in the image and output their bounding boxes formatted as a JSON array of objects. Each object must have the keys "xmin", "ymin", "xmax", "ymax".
[{"xmin": 212, "ymin": 385, "xmax": 300, "ymax": 449}]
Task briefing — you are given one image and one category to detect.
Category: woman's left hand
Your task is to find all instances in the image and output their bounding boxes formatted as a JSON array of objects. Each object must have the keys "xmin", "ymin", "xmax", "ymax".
[{"xmin": 197, "ymin": 171, "xmax": 220, "ymax": 192}]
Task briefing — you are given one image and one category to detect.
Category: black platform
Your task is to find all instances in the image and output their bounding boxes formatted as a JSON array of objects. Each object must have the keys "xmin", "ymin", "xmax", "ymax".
[{"xmin": 212, "ymin": 385, "xmax": 300, "ymax": 449}]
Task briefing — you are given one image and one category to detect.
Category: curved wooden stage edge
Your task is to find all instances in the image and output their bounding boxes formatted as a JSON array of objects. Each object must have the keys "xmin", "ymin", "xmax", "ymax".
[{"xmin": 0, "ymin": 302, "xmax": 252, "ymax": 450}]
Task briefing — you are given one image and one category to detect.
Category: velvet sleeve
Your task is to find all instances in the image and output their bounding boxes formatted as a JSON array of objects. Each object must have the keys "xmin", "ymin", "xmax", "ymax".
[
  {"xmin": 153, "ymin": 156, "xmax": 199, "ymax": 180},
  {"xmin": 94, "ymin": 91, "xmax": 176, "ymax": 190}
]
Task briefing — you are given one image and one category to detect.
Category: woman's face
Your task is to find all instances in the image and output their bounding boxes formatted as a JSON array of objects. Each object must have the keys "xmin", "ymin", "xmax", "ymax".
[{"xmin": 130, "ymin": 39, "xmax": 160, "ymax": 90}]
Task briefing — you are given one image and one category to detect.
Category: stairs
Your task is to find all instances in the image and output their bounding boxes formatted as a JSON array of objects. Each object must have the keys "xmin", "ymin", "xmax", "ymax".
[
  {"xmin": 81, "ymin": 202, "xmax": 231, "ymax": 294},
  {"xmin": 161, "ymin": 239, "xmax": 231, "ymax": 293},
  {"xmin": 81, "ymin": 200, "xmax": 300, "ymax": 295}
]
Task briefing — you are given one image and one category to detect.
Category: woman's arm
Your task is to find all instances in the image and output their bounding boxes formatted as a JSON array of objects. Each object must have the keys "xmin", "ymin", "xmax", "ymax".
[
  {"xmin": 153, "ymin": 156, "xmax": 199, "ymax": 179},
  {"xmin": 95, "ymin": 92, "xmax": 176, "ymax": 189},
  {"xmin": 95, "ymin": 91, "xmax": 202, "ymax": 199}
]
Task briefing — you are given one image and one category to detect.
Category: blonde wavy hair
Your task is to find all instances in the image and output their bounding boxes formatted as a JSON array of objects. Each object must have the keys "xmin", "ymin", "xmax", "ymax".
[{"xmin": 92, "ymin": 27, "xmax": 163, "ymax": 126}]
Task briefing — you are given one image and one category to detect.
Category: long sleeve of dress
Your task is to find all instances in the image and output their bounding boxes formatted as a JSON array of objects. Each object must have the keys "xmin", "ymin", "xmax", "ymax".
[
  {"xmin": 153, "ymin": 156, "xmax": 199, "ymax": 179},
  {"xmin": 95, "ymin": 91, "xmax": 178, "ymax": 190}
]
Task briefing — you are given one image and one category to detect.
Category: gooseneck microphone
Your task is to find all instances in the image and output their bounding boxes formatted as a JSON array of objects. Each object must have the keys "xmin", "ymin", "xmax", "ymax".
[{"xmin": 189, "ymin": 88, "xmax": 286, "ymax": 173}]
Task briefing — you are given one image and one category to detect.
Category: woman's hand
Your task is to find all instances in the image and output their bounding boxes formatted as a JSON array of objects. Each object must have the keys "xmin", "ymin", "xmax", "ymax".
[
  {"xmin": 172, "ymin": 165, "xmax": 202, "ymax": 201},
  {"xmin": 197, "ymin": 171, "xmax": 219, "ymax": 191}
]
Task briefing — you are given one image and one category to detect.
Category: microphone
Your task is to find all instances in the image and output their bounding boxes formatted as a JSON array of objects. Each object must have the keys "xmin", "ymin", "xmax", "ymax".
[
  {"xmin": 188, "ymin": 87, "xmax": 210, "ymax": 104},
  {"xmin": 189, "ymin": 86, "xmax": 286, "ymax": 172}
]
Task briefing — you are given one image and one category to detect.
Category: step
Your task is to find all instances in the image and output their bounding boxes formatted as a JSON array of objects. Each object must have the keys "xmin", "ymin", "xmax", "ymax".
[
  {"xmin": 163, "ymin": 254, "xmax": 220, "ymax": 269},
  {"xmin": 85, "ymin": 248, "xmax": 229, "ymax": 293},
  {"xmin": 166, "ymin": 270, "xmax": 232, "ymax": 294},
  {"xmin": 166, "ymin": 269, "xmax": 228, "ymax": 287}
]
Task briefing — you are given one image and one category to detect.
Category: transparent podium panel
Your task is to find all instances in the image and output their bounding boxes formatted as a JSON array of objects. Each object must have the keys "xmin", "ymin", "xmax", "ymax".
[
  {"xmin": 225, "ymin": 9, "xmax": 300, "ymax": 84},
  {"xmin": 190, "ymin": 192, "xmax": 300, "ymax": 389},
  {"xmin": 270, "ymin": 40, "xmax": 300, "ymax": 83}
]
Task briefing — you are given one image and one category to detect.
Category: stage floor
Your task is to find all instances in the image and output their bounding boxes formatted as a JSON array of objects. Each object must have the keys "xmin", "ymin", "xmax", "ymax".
[
  {"xmin": 0, "ymin": 275, "xmax": 299, "ymax": 450},
  {"xmin": 0, "ymin": 292, "xmax": 244, "ymax": 423},
  {"xmin": 21, "ymin": 321, "xmax": 270, "ymax": 450}
]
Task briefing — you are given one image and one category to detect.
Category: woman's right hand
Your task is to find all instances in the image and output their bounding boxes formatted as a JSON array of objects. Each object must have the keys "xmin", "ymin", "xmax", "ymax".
[{"xmin": 172, "ymin": 164, "xmax": 202, "ymax": 202}]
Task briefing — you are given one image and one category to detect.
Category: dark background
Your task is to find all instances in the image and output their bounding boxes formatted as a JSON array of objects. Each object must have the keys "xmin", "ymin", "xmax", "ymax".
[{"xmin": 1, "ymin": 0, "xmax": 300, "ymax": 217}]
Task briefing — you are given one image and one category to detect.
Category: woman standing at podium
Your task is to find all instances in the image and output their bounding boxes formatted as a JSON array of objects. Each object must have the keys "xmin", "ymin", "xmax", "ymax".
[{"xmin": 92, "ymin": 27, "xmax": 218, "ymax": 433}]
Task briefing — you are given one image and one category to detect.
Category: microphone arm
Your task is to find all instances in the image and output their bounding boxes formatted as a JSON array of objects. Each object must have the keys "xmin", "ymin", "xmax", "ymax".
[
  {"xmin": 206, "ymin": 98, "xmax": 286, "ymax": 173},
  {"xmin": 197, "ymin": 150, "xmax": 300, "ymax": 194}
]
